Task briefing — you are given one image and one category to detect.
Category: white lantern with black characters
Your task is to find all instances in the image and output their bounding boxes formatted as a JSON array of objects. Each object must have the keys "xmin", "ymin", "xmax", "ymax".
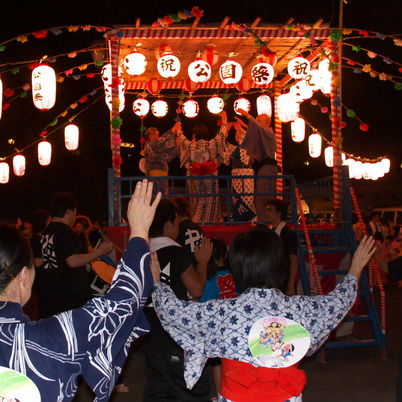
[
  {"xmin": 151, "ymin": 100, "xmax": 169, "ymax": 118},
  {"xmin": 183, "ymin": 99, "xmax": 199, "ymax": 118},
  {"xmin": 124, "ymin": 52, "xmax": 147, "ymax": 76},
  {"xmin": 291, "ymin": 118, "xmax": 305, "ymax": 142},
  {"xmin": 219, "ymin": 60, "xmax": 242, "ymax": 85},
  {"xmin": 32, "ymin": 65, "xmax": 56, "ymax": 110},
  {"xmin": 233, "ymin": 97, "xmax": 251, "ymax": 115},
  {"xmin": 287, "ymin": 57, "xmax": 311, "ymax": 79},
  {"xmin": 251, "ymin": 62, "xmax": 274, "ymax": 86},
  {"xmin": 157, "ymin": 54, "xmax": 181, "ymax": 78},
  {"xmin": 133, "ymin": 98, "xmax": 150, "ymax": 118},
  {"xmin": 207, "ymin": 96, "xmax": 224, "ymax": 114},
  {"xmin": 188, "ymin": 60, "xmax": 211, "ymax": 83}
]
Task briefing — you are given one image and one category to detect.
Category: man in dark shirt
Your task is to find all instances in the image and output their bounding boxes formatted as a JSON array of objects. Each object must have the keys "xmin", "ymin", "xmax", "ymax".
[
  {"xmin": 266, "ymin": 199, "xmax": 299, "ymax": 296},
  {"xmin": 39, "ymin": 192, "xmax": 112, "ymax": 318},
  {"xmin": 142, "ymin": 198, "xmax": 212, "ymax": 402}
]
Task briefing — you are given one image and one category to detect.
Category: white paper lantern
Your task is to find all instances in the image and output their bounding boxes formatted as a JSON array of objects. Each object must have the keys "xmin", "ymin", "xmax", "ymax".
[
  {"xmin": 256, "ymin": 94, "xmax": 272, "ymax": 117},
  {"xmin": 183, "ymin": 99, "xmax": 199, "ymax": 118},
  {"xmin": 188, "ymin": 60, "xmax": 211, "ymax": 83},
  {"xmin": 157, "ymin": 54, "xmax": 181, "ymax": 78},
  {"xmin": 318, "ymin": 59, "xmax": 330, "ymax": 73},
  {"xmin": 38, "ymin": 141, "xmax": 52, "ymax": 166},
  {"xmin": 375, "ymin": 162, "xmax": 385, "ymax": 178},
  {"xmin": 151, "ymin": 100, "xmax": 168, "ymax": 118},
  {"xmin": 219, "ymin": 60, "xmax": 243, "ymax": 85},
  {"xmin": 32, "ymin": 65, "xmax": 56, "ymax": 110},
  {"xmin": 251, "ymin": 62, "xmax": 274, "ymax": 86},
  {"xmin": 0, "ymin": 162, "xmax": 9, "ymax": 184},
  {"xmin": 325, "ymin": 146, "xmax": 334, "ymax": 167},
  {"xmin": 362, "ymin": 162, "xmax": 372, "ymax": 180},
  {"xmin": 291, "ymin": 118, "xmax": 305, "ymax": 142},
  {"xmin": 105, "ymin": 93, "xmax": 125, "ymax": 112},
  {"xmin": 318, "ymin": 59, "xmax": 332, "ymax": 94},
  {"xmin": 64, "ymin": 124, "xmax": 79, "ymax": 151},
  {"xmin": 304, "ymin": 69, "xmax": 322, "ymax": 91},
  {"xmin": 290, "ymin": 80, "xmax": 313, "ymax": 103},
  {"xmin": 381, "ymin": 158, "xmax": 390, "ymax": 173},
  {"xmin": 233, "ymin": 97, "xmax": 251, "ymax": 115},
  {"xmin": 13, "ymin": 154, "xmax": 26, "ymax": 177},
  {"xmin": 287, "ymin": 57, "xmax": 311, "ymax": 79},
  {"xmin": 277, "ymin": 93, "xmax": 300, "ymax": 122},
  {"xmin": 133, "ymin": 98, "xmax": 150, "ymax": 118},
  {"xmin": 0, "ymin": 75, "xmax": 2, "ymax": 120},
  {"xmin": 102, "ymin": 63, "xmax": 125, "ymax": 112},
  {"xmin": 207, "ymin": 96, "xmax": 224, "ymax": 114},
  {"xmin": 353, "ymin": 161, "xmax": 363, "ymax": 179},
  {"xmin": 308, "ymin": 133, "xmax": 322, "ymax": 158},
  {"xmin": 124, "ymin": 52, "xmax": 147, "ymax": 76}
]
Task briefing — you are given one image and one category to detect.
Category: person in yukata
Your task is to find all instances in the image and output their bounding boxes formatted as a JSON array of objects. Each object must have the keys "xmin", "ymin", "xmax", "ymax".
[
  {"xmin": 144, "ymin": 120, "xmax": 182, "ymax": 194},
  {"xmin": 150, "ymin": 229, "xmax": 376, "ymax": 402},
  {"xmin": 0, "ymin": 180, "xmax": 161, "ymax": 402},
  {"xmin": 236, "ymin": 108, "xmax": 278, "ymax": 225}
]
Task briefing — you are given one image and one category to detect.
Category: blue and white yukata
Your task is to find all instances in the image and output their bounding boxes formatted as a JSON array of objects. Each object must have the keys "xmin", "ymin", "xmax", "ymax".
[
  {"xmin": 0, "ymin": 237, "xmax": 152, "ymax": 402},
  {"xmin": 152, "ymin": 274, "xmax": 358, "ymax": 402}
]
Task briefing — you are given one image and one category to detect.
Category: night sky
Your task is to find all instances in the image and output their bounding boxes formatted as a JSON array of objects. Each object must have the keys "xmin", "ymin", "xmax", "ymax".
[{"xmin": 0, "ymin": 0, "xmax": 401, "ymax": 221}]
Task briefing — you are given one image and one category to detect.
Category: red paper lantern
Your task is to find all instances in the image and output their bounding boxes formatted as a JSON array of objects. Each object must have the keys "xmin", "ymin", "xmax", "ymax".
[
  {"xmin": 236, "ymin": 76, "xmax": 251, "ymax": 93},
  {"xmin": 262, "ymin": 49, "xmax": 277, "ymax": 67},
  {"xmin": 147, "ymin": 78, "xmax": 162, "ymax": 95},
  {"xmin": 183, "ymin": 77, "xmax": 198, "ymax": 93},
  {"xmin": 201, "ymin": 46, "xmax": 219, "ymax": 66},
  {"xmin": 155, "ymin": 44, "xmax": 172, "ymax": 60}
]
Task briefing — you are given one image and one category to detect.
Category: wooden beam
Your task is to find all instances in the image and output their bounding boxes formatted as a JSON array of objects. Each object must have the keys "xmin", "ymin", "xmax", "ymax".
[
  {"xmin": 136, "ymin": 18, "xmax": 141, "ymax": 28},
  {"xmin": 192, "ymin": 17, "xmax": 200, "ymax": 29},
  {"xmin": 251, "ymin": 17, "xmax": 261, "ymax": 29},
  {"xmin": 220, "ymin": 16, "xmax": 230, "ymax": 29},
  {"xmin": 313, "ymin": 19, "xmax": 323, "ymax": 29}
]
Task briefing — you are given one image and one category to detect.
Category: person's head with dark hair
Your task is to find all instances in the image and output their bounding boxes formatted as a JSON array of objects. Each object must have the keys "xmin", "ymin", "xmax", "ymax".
[
  {"xmin": 207, "ymin": 238, "xmax": 228, "ymax": 279},
  {"xmin": 192, "ymin": 125, "xmax": 211, "ymax": 141},
  {"xmin": 0, "ymin": 224, "xmax": 34, "ymax": 304},
  {"xmin": 373, "ymin": 231, "xmax": 384, "ymax": 242},
  {"xmin": 149, "ymin": 198, "xmax": 179, "ymax": 240},
  {"xmin": 172, "ymin": 196, "xmax": 192, "ymax": 220},
  {"xmin": 31, "ymin": 209, "xmax": 51, "ymax": 235},
  {"xmin": 370, "ymin": 212, "xmax": 381, "ymax": 222},
  {"xmin": 229, "ymin": 228, "xmax": 288, "ymax": 293},
  {"xmin": 266, "ymin": 199, "xmax": 289, "ymax": 226},
  {"xmin": 144, "ymin": 127, "xmax": 159, "ymax": 142},
  {"xmin": 50, "ymin": 192, "xmax": 77, "ymax": 223},
  {"xmin": 72, "ymin": 216, "xmax": 91, "ymax": 234}
]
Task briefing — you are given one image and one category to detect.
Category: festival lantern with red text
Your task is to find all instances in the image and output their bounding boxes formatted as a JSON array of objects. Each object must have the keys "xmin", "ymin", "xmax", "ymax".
[
  {"xmin": 151, "ymin": 99, "xmax": 168, "ymax": 118},
  {"xmin": 12, "ymin": 154, "xmax": 26, "ymax": 177},
  {"xmin": 183, "ymin": 99, "xmax": 199, "ymax": 118},
  {"xmin": 32, "ymin": 65, "xmax": 56, "ymax": 110},
  {"xmin": 101, "ymin": 63, "xmax": 125, "ymax": 112},
  {"xmin": 201, "ymin": 45, "xmax": 219, "ymax": 66},
  {"xmin": 287, "ymin": 57, "xmax": 311, "ymax": 79},
  {"xmin": 305, "ymin": 69, "xmax": 322, "ymax": 91},
  {"xmin": 64, "ymin": 124, "xmax": 79, "ymax": 151},
  {"xmin": 124, "ymin": 52, "xmax": 147, "ymax": 76},
  {"xmin": 290, "ymin": 80, "xmax": 313, "ymax": 103},
  {"xmin": 38, "ymin": 140, "xmax": 52, "ymax": 166},
  {"xmin": 207, "ymin": 96, "xmax": 224, "ymax": 114},
  {"xmin": 256, "ymin": 94, "xmax": 272, "ymax": 117},
  {"xmin": 234, "ymin": 97, "xmax": 251, "ymax": 115},
  {"xmin": 291, "ymin": 118, "xmax": 305, "ymax": 142},
  {"xmin": 308, "ymin": 133, "xmax": 322, "ymax": 158},
  {"xmin": 188, "ymin": 60, "xmax": 211, "ymax": 83},
  {"xmin": 219, "ymin": 60, "xmax": 242, "ymax": 85},
  {"xmin": 277, "ymin": 93, "xmax": 299, "ymax": 122},
  {"xmin": 0, "ymin": 162, "xmax": 9, "ymax": 184},
  {"xmin": 133, "ymin": 98, "xmax": 150, "ymax": 118},
  {"xmin": 325, "ymin": 146, "xmax": 334, "ymax": 167},
  {"xmin": 251, "ymin": 62, "xmax": 274, "ymax": 86},
  {"xmin": 157, "ymin": 54, "xmax": 181, "ymax": 79}
]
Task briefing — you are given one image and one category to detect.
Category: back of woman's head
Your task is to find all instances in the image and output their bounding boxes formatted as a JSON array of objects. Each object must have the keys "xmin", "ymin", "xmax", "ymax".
[
  {"xmin": 193, "ymin": 125, "xmax": 211, "ymax": 141},
  {"xmin": 228, "ymin": 228, "xmax": 287, "ymax": 293},
  {"xmin": 0, "ymin": 224, "xmax": 32, "ymax": 293}
]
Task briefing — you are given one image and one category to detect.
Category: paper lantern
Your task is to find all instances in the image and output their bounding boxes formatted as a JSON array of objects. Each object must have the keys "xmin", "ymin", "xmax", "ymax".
[
  {"xmin": 344, "ymin": 158, "xmax": 356, "ymax": 178},
  {"xmin": 188, "ymin": 60, "xmax": 211, "ymax": 83},
  {"xmin": 287, "ymin": 57, "xmax": 311, "ymax": 79},
  {"xmin": 375, "ymin": 162, "xmax": 385, "ymax": 178},
  {"xmin": 324, "ymin": 146, "xmax": 334, "ymax": 167},
  {"xmin": 157, "ymin": 54, "xmax": 180, "ymax": 78},
  {"xmin": 277, "ymin": 93, "xmax": 299, "ymax": 122},
  {"xmin": 104, "ymin": 93, "xmax": 125, "ymax": 113},
  {"xmin": 308, "ymin": 133, "xmax": 322, "ymax": 158},
  {"xmin": 182, "ymin": 99, "xmax": 199, "ymax": 118},
  {"xmin": 381, "ymin": 158, "xmax": 390, "ymax": 173},
  {"xmin": 155, "ymin": 44, "xmax": 172, "ymax": 60},
  {"xmin": 219, "ymin": 60, "xmax": 243, "ymax": 85},
  {"xmin": 102, "ymin": 63, "xmax": 125, "ymax": 112},
  {"xmin": 353, "ymin": 161, "xmax": 363, "ymax": 179},
  {"xmin": 0, "ymin": 75, "xmax": 2, "ymax": 120},
  {"xmin": 207, "ymin": 96, "xmax": 224, "ymax": 114},
  {"xmin": 124, "ymin": 52, "xmax": 147, "ymax": 76},
  {"xmin": 38, "ymin": 141, "xmax": 52, "ymax": 166},
  {"xmin": 290, "ymin": 80, "xmax": 313, "ymax": 102},
  {"xmin": 291, "ymin": 118, "xmax": 305, "ymax": 142},
  {"xmin": 362, "ymin": 162, "xmax": 372, "ymax": 180},
  {"xmin": 318, "ymin": 59, "xmax": 330, "ymax": 73},
  {"xmin": 183, "ymin": 77, "xmax": 198, "ymax": 93},
  {"xmin": 318, "ymin": 59, "xmax": 332, "ymax": 94},
  {"xmin": 13, "ymin": 154, "xmax": 26, "ymax": 177},
  {"xmin": 0, "ymin": 162, "xmax": 9, "ymax": 184},
  {"xmin": 151, "ymin": 99, "xmax": 168, "ymax": 118},
  {"xmin": 262, "ymin": 50, "xmax": 277, "ymax": 67},
  {"xmin": 147, "ymin": 78, "xmax": 162, "ymax": 95},
  {"xmin": 233, "ymin": 97, "xmax": 251, "ymax": 115},
  {"xmin": 32, "ymin": 65, "xmax": 56, "ymax": 110},
  {"xmin": 370, "ymin": 164, "xmax": 380, "ymax": 180},
  {"xmin": 202, "ymin": 46, "xmax": 219, "ymax": 66},
  {"xmin": 236, "ymin": 76, "xmax": 251, "ymax": 93},
  {"xmin": 304, "ymin": 69, "xmax": 322, "ymax": 91},
  {"xmin": 64, "ymin": 124, "xmax": 79, "ymax": 151},
  {"xmin": 251, "ymin": 62, "xmax": 274, "ymax": 86},
  {"xmin": 133, "ymin": 98, "xmax": 150, "ymax": 118},
  {"xmin": 256, "ymin": 94, "xmax": 272, "ymax": 117}
]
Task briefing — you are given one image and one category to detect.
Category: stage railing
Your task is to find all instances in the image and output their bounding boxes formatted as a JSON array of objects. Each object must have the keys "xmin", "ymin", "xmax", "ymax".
[{"xmin": 108, "ymin": 169, "xmax": 299, "ymax": 227}]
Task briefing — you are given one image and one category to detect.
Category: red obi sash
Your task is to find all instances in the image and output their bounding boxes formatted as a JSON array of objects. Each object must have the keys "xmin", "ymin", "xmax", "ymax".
[
  {"xmin": 192, "ymin": 160, "xmax": 217, "ymax": 176},
  {"xmin": 220, "ymin": 358, "xmax": 306, "ymax": 402}
]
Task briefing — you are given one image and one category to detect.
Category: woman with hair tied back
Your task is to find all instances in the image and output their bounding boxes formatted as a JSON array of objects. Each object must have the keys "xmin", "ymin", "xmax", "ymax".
[
  {"xmin": 151, "ymin": 229, "xmax": 376, "ymax": 402},
  {"xmin": 0, "ymin": 180, "xmax": 160, "ymax": 402}
]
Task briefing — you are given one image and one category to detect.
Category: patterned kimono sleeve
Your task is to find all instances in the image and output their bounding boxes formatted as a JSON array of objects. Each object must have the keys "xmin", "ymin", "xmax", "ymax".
[
  {"xmin": 211, "ymin": 122, "xmax": 230, "ymax": 165},
  {"xmin": 178, "ymin": 133, "xmax": 192, "ymax": 167},
  {"xmin": 158, "ymin": 129, "xmax": 179, "ymax": 163},
  {"xmin": 296, "ymin": 274, "xmax": 358, "ymax": 356}
]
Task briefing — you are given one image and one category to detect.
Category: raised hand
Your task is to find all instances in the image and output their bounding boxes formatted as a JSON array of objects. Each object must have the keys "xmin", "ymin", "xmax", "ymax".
[
  {"xmin": 349, "ymin": 235, "xmax": 377, "ymax": 280},
  {"xmin": 128, "ymin": 180, "xmax": 161, "ymax": 241},
  {"xmin": 194, "ymin": 237, "xmax": 213, "ymax": 266}
]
